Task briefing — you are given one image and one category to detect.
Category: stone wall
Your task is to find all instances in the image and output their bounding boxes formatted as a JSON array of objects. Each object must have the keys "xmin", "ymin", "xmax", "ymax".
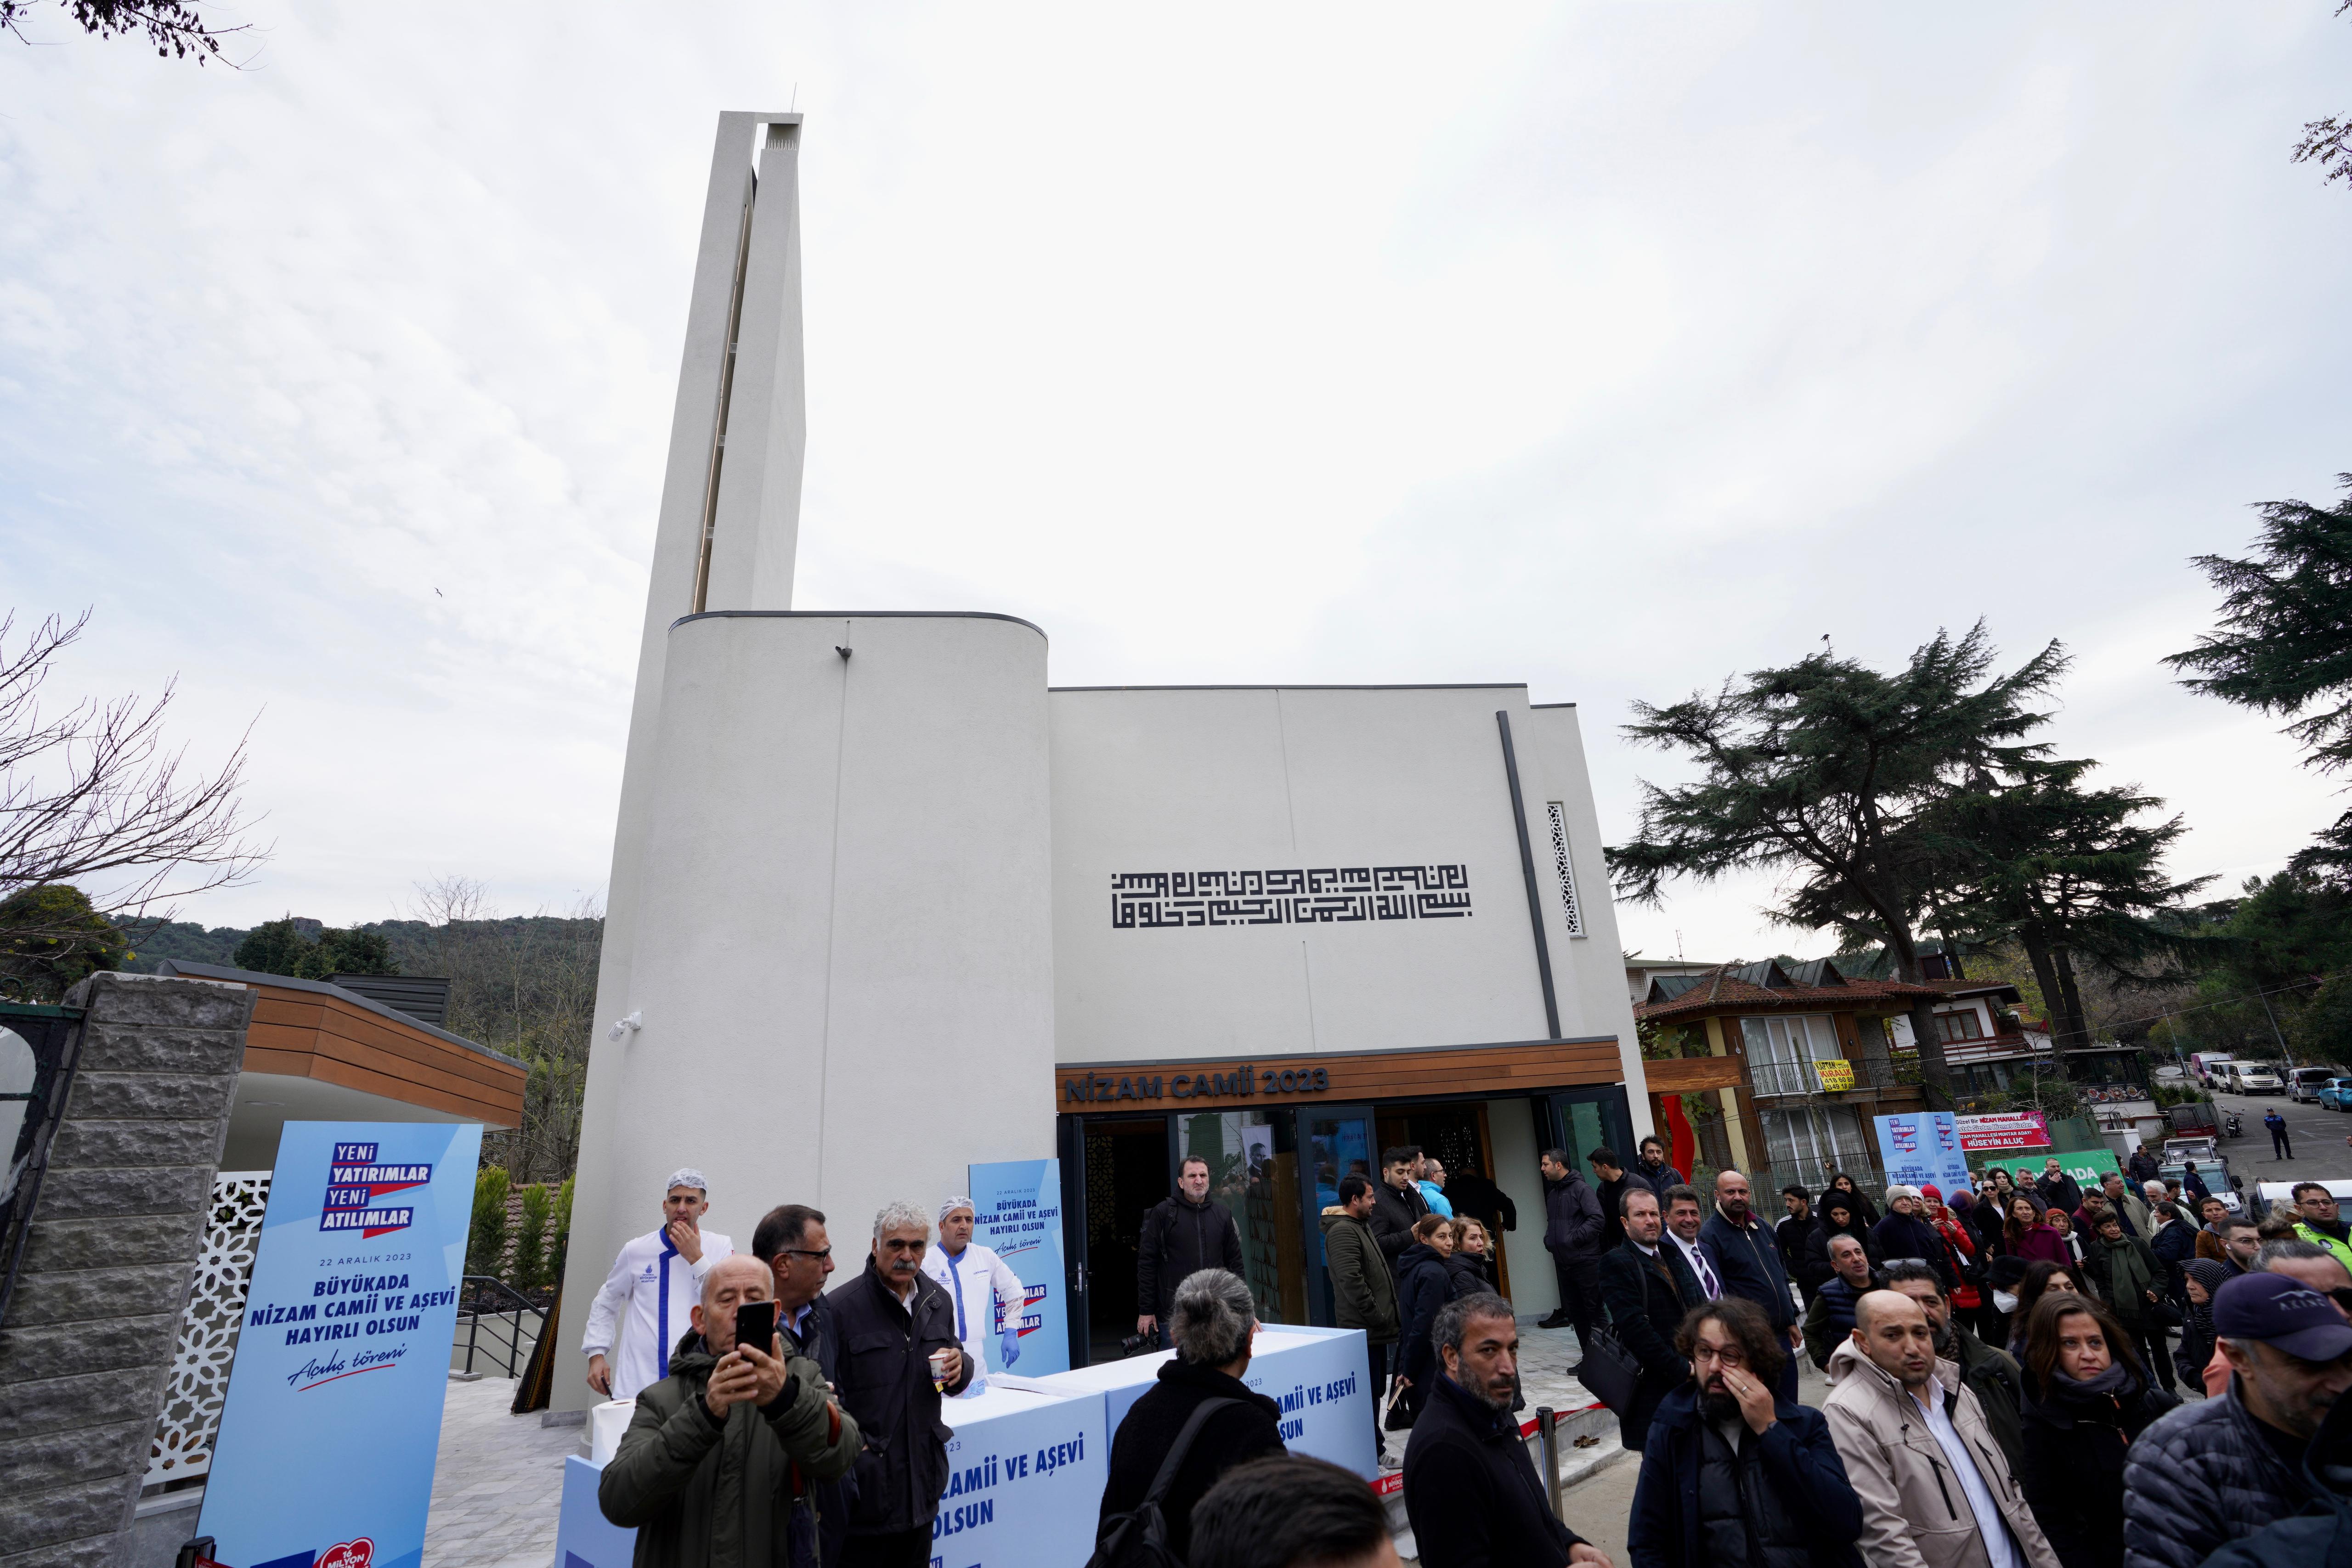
[{"xmin": 0, "ymin": 973, "xmax": 253, "ymax": 1568}]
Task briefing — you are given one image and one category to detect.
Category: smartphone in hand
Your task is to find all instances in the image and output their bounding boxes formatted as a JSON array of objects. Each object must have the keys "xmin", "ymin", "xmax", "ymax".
[{"xmin": 733, "ymin": 1299, "xmax": 777, "ymax": 1354}]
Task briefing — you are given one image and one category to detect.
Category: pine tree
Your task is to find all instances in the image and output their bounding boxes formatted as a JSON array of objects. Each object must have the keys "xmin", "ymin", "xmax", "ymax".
[{"xmin": 1609, "ymin": 622, "xmax": 2067, "ymax": 1102}]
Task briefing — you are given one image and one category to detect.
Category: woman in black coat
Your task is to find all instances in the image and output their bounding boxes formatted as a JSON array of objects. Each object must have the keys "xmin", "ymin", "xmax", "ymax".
[
  {"xmin": 1819, "ymin": 1172, "xmax": 1881, "ymax": 1228},
  {"xmin": 1393, "ymin": 1216, "xmax": 1455, "ymax": 1418},
  {"xmin": 1444, "ymin": 1218, "xmax": 1494, "ymax": 1299},
  {"xmin": 2016, "ymin": 1290, "xmax": 2175, "ymax": 1568},
  {"xmin": 1096, "ymin": 1269, "xmax": 1285, "ymax": 1562}
]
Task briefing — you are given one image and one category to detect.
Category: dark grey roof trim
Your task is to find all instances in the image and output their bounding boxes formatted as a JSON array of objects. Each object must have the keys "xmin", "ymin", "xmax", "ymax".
[
  {"xmin": 1529, "ymin": 702, "xmax": 1579, "ymax": 710},
  {"xmin": 672, "ymin": 609, "xmax": 1047, "ymax": 638},
  {"xmin": 153, "ymin": 959, "xmax": 525, "ymax": 1069},
  {"xmin": 1053, "ymin": 1032, "xmax": 1621, "ymax": 1070},
  {"xmin": 1049, "ymin": 682, "xmax": 1528, "ymax": 693}
]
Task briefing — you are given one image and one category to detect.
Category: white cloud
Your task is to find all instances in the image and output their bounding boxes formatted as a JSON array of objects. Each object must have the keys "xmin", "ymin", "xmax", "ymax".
[{"xmin": 0, "ymin": 2, "xmax": 2346, "ymax": 952}]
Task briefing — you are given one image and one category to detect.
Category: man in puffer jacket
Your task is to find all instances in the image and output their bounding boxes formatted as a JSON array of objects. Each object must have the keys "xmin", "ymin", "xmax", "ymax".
[
  {"xmin": 1821, "ymin": 1291, "xmax": 2059, "ymax": 1568},
  {"xmin": 599, "ymin": 1255, "xmax": 861, "ymax": 1568},
  {"xmin": 2198, "ymin": 1380, "xmax": 2352, "ymax": 1568},
  {"xmin": 2120, "ymin": 1272, "xmax": 2352, "ymax": 1568}
]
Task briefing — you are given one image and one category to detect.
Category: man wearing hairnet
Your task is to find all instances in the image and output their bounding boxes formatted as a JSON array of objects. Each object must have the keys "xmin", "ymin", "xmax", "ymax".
[
  {"xmin": 582, "ymin": 1168, "xmax": 736, "ymax": 1400},
  {"xmin": 919, "ymin": 1195, "xmax": 1028, "ymax": 1393}
]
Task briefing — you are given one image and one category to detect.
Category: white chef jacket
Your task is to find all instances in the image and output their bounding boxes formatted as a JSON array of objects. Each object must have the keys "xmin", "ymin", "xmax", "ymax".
[
  {"xmin": 580, "ymin": 1226, "xmax": 734, "ymax": 1399},
  {"xmin": 921, "ymin": 1239, "xmax": 1026, "ymax": 1385}
]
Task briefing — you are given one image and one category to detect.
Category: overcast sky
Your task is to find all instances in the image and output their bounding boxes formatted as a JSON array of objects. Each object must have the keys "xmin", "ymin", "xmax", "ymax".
[{"xmin": 4, "ymin": 4, "xmax": 2348, "ymax": 963}]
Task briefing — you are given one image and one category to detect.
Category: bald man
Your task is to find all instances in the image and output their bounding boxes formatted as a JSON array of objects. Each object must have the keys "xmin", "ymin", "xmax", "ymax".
[
  {"xmin": 1823, "ymin": 1290, "xmax": 2058, "ymax": 1568},
  {"xmin": 598, "ymin": 1254, "xmax": 859, "ymax": 1565}
]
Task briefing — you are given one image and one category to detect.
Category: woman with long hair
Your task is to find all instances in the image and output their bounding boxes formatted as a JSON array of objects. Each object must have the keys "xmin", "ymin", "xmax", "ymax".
[
  {"xmin": 2007, "ymin": 1260, "xmax": 2085, "ymax": 1354},
  {"xmin": 1818, "ymin": 1170, "xmax": 1881, "ymax": 1228},
  {"xmin": 1444, "ymin": 1218, "xmax": 1495, "ymax": 1298},
  {"xmin": 2017, "ymin": 1292, "xmax": 2174, "ymax": 1568},
  {"xmin": 2176, "ymin": 1257, "xmax": 2228, "ymax": 1392},
  {"xmin": 2003, "ymin": 1193, "xmax": 2068, "ymax": 1267}
]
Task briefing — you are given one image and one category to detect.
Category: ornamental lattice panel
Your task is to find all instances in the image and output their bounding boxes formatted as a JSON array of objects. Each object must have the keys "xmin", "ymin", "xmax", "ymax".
[{"xmin": 147, "ymin": 1170, "xmax": 271, "ymax": 1487}]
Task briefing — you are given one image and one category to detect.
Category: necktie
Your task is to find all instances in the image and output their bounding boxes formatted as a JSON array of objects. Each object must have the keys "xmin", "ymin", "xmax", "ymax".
[{"xmin": 1691, "ymin": 1241, "xmax": 1721, "ymax": 1298}]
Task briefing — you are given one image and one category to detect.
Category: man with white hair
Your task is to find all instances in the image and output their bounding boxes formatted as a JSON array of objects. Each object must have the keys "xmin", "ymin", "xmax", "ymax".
[
  {"xmin": 919, "ymin": 1194, "xmax": 1027, "ymax": 1391},
  {"xmin": 826, "ymin": 1200, "xmax": 973, "ymax": 1567},
  {"xmin": 582, "ymin": 1168, "xmax": 736, "ymax": 1400}
]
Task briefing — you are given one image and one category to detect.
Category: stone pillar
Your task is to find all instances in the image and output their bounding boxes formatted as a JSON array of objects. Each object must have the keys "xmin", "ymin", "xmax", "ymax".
[{"xmin": 0, "ymin": 973, "xmax": 253, "ymax": 1568}]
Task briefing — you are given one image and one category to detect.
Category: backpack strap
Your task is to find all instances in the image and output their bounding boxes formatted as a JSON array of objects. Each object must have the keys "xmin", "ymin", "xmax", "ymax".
[{"xmin": 1140, "ymin": 1397, "xmax": 1245, "ymax": 1506}]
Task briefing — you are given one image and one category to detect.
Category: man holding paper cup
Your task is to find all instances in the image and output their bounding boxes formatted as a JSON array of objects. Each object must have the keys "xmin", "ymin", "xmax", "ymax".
[{"xmin": 826, "ymin": 1200, "xmax": 974, "ymax": 1567}]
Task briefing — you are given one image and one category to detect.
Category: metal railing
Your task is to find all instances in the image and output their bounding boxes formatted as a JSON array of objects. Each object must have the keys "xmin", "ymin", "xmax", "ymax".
[
  {"xmin": 1747, "ymin": 1060, "xmax": 1821, "ymax": 1097},
  {"xmin": 453, "ymin": 1275, "xmax": 547, "ymax": 1378}
]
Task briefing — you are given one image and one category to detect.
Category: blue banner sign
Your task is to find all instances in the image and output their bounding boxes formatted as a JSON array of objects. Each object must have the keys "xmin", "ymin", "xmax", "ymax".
[
  {"xmin": 968, "ymin": 1158, "xmax": 1069, "ymax": 1376},
  {"xmin": 200, "ymin": 1121, "xmax": 482, "ymax": 1568},
  {"xmin": 1873, "ymin": 1111, "xmax": 1972, "ymax": 1203}
]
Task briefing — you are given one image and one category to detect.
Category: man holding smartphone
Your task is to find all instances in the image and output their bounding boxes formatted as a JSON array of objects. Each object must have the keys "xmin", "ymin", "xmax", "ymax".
[
  {"xmin": 582, "ymin": 1168, "xmax": 735, "ymax": 1401},
  {"xmin": 597, "ymin": 1254, "xmax": 859, "ymax": 1565}
]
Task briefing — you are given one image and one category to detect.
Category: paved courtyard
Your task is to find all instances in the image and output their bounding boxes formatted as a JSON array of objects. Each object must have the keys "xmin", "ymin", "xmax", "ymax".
[{"xmin": 423, "ymin": 1378, "xmax": 579, "ymax": 1568}]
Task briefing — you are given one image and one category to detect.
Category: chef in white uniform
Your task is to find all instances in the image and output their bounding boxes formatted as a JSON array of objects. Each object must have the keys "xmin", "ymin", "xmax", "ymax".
[
  {"xmin": 919, "ymin": 1194, "xmax": 1027, "ymax": 1394},
  {"xmin": 581, "ymin": 1168, "xmax": 735, "ymax": 1400}
]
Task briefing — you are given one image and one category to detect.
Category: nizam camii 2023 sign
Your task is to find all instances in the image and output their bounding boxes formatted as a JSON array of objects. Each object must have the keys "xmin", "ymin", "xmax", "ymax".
[{"xmin": 200, "ymin": 1121, "xmax": 482, "ymax": 1568}]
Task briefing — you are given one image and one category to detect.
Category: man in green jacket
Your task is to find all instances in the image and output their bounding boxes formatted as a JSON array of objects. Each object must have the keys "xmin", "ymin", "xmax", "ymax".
[
  {"xmin": 599, "ymin": 1253, "xmax": 862, "ymax": 1568},
  {"xmin": 1320, "ymin": 1173, "xmax": 1399, "ymax": 1464}
]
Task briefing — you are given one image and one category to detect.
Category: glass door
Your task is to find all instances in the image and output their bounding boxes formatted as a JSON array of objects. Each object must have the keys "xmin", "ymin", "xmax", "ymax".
[
  {"xmin": 1300, "ymin": 1104, "xmax": 1376, "ymax": 1326},
  {"xmin": 1544, "ymin": 1087, "xmax": 1636, "ymax": 1179},
  {"xmin": 1177, "ymin": 1110, "xmax": 1306, "ymax": 1325}
]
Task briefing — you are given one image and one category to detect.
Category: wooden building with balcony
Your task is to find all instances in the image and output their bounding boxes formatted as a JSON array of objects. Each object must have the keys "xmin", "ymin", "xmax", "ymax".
[{"xmin": 1633, "ymin": 959, "xmax": 1943, "ymax": 1194}]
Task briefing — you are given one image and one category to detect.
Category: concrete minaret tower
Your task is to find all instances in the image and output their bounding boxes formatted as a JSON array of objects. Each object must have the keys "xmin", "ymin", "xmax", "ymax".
[{"xmin": 556, "ymin": 116, "xmax": 1057, "ymax": 1410}]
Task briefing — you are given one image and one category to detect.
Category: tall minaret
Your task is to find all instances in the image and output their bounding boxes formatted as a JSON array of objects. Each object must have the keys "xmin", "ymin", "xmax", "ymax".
[
  {"xmin": 556, "ymin": 115, "xmax": 1059, "ymax": 1414},
  {"xmin": 556, "ymin": 113, "xmax": 808, "ymax": 1398}
]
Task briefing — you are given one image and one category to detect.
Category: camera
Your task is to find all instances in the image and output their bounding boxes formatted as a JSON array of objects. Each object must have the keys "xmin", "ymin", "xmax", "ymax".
[{"xmin": 1118, "ymin": 1332, "xmax": 1154, "ymax": 1358}]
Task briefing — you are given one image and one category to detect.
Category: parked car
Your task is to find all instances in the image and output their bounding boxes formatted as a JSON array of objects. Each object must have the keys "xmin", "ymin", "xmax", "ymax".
[
  {"xmin": 2290, "ymin": 1066, "xmax": 2350, "ymax": 1103},
  {"xmin": 2321, "ymin": 1077, "xmax": 2352, "ymax": 1112},
  {"xmin": 2232, "ymin": 1062, "xmax": 2286, "ymax": 1095},
  {"xmin": 2160, "ymin": 1149, "xmax": 2245, "ymax": 1216}
]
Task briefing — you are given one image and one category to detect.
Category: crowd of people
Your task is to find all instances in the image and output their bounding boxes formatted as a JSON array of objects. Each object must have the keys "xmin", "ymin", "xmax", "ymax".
[{"xmin": 576, "ymin": 1147, "xmax": 2352, "ymax": 1568}]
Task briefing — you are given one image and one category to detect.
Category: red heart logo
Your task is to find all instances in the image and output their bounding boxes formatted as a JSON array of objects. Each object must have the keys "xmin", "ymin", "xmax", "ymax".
[{"xmin": 319, "ymin": 1539, "xmax": 373, "ymax": 1568}]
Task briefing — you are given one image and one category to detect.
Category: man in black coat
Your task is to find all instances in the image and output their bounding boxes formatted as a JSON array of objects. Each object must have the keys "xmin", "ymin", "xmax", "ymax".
[
  {"xmin": 1632, "ymin": 1135, "xmax": 1688, "ymax": 1198},
  {"xmin": 1591, "ymin": 1148, "xmax": 1634, "ymax": 1256},
  {"xmin": 825, "ymin": 1202, "xmax": 974, "ymax": 1568},
  {"xmin": 1627, "ymin": 1296, "xmax": 1865, "ymax": 1568},
  {"xmin": 1402, "ymin": 1293, "xmax": 1609, "ymax": 1568},
  {"xmin": 1368, "ymin": 1144, "xmax": 1430, "ymax": 1264},
  {"xmin": 1096, "ymin": 1269, "xmax": 1285, "ymax": 1562},
  {"xmin": 1595, "ymin": 1185, "xmax": 1695, "ymax": 1453},
  {"xmin": 1444, "ymin": 1164, "xmax": 1518, "ymax": 1241},
  {"xmin": 1777, "ymin": 1185, "xmax": 1820, "ymax": 1303},
  {"xmin": 1539, "ymin": 1147, "xmax": 1605, "ymax": 1337},
  {"xmin": 1136, "ymin": 1154, "xmax": 1245, "ymax": 1347},
  {"xmin": 2035, "ymin": 1156, "xmax": 2084, "ymax": 1217},
  {"xmin": 1698, "ymin": 1169, "xmax": 1804, "ymax": 1403}
]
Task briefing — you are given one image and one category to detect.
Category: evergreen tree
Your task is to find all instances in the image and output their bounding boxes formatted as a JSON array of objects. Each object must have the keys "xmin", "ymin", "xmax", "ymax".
[
  {"xmin": 1928, "ymin": 759, "xmax": 2210, "ymax": 1065},
  {"xmin": 1609, "ymin": 622, "xmax": 2067, "ymax": 1101},
  {"xmin": 231, "ymin": 916, "xmax": 398, "ymax": 980},
  {"xmin": 2167, "ymin": 476, "xmax": 2352, "ymax": 879},
  {"xmin": 0, "ymin": 883, "xmax": 130, "ymax": 1000}
]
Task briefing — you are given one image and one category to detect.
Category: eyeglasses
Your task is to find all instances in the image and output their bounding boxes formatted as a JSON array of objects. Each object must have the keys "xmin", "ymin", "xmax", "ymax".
[
  {"xmin": 780, "ymin": 1247, "xmax": 831, "ymax": 1263},
  {"xmin": 1690, "ymin": 1342, "xmax": 1748, "ymax": 1367}
]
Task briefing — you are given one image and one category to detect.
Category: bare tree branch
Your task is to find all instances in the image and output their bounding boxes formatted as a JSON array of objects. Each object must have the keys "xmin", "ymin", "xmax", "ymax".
[{"xmin": 0, "ymin": 610, "xmax": 268, "ymax": 949}]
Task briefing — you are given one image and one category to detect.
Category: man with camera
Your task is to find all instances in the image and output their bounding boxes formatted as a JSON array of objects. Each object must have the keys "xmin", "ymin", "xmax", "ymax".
[
  {"xmin": 1137, "ymin": 1154, "xmax": 1246, "ymax": 1348},
  {"xmin": 597, "ymin": 1253, "xmax": 859, "ymax": 1567}
]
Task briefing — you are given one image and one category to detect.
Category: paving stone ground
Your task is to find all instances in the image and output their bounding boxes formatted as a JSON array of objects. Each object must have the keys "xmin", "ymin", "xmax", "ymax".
[{"xmin": 423, "ymin": 1377, "xmax": 579, "ymax": 1568}]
